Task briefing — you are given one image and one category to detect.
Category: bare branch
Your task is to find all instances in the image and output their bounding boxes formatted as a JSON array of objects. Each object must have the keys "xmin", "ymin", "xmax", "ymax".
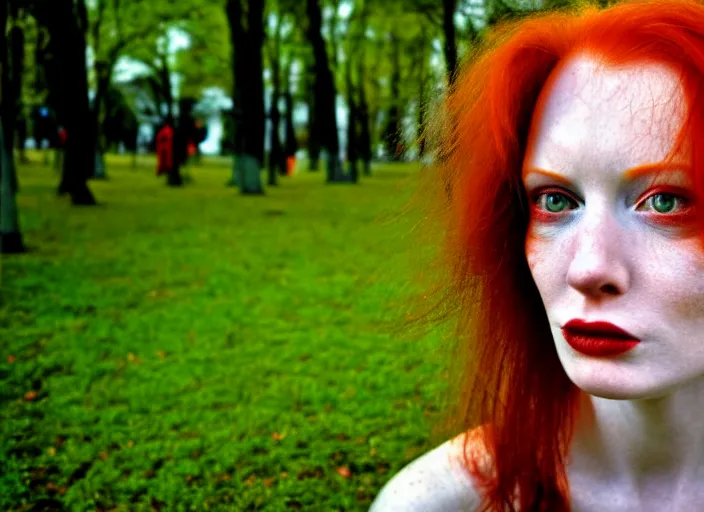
[{"xmin": 91, "ymin": 0, "xmax": 107, "ymax": 55}]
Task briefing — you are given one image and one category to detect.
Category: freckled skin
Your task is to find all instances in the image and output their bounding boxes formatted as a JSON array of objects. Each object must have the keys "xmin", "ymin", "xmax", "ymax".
[{"xmin": 523, "ymin": 53, "xmax": 704, "ymax": 400}]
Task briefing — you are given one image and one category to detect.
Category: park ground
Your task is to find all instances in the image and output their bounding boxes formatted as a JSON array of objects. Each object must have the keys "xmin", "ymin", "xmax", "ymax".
[{"xmin": 0, "ymin": 154, "xmax": 454, "ymax": 511}]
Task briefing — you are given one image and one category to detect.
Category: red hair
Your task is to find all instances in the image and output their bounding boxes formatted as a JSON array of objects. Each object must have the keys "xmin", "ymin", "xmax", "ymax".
[{"xmin": 429, "ymin": 0, "xmax": 704, "ymax": 510}]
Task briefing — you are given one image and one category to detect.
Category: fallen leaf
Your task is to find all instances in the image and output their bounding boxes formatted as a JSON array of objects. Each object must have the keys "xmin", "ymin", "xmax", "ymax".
[
  {"xmin": 127, "ymin": 440, "xmax": 134, "ymax": 448},
  {"xmin": 263, "ymin": 477, "xmax": 275, "ymax": 488},
  {"xmin": 127, "ymin": 353, "xmax": 137, "ymax": 362},
  {"xmin": 99, "ymin": 451, "xmax": 109, "ymax": 461},
  {"xmin": 280, "ymin": 472, "xmax": 288, "ymax": 479},
  {"xmin": 45, "ymin": 481, "xmax": 67, "ymax": 496},
  {"xmin": 156, "ymin": 350, "xmax": 167, "ymax": 360},
  {"xmin": 7, "ymin": 355, "xmax": 15, "ymax": 364},
  {"xmin": 47, "ymin": 447, "xmax": 56, "ymax": 456},
  {"xmin": 245, "ymin": 475, "xmax": 256, "ymax": 486},
  {"xmin": 336, "ymin": 466, "xmax": 351, "ymax": 478},
  {"xmin": 24, "ymin": 391, "xmax": 38, "ymax": 402},
  {"xmin": 370, "ymin": 448, "xmax": 377, "ymax": 456},
  {"xmin": 272, "ymin": 432, "xmax": 285, "ymax": 441}
]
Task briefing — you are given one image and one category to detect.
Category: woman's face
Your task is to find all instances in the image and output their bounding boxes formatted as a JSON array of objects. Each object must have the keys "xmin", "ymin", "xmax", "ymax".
[{"xmin": 523, "ymin": 54, "xmax": 704, "ymax": 400}]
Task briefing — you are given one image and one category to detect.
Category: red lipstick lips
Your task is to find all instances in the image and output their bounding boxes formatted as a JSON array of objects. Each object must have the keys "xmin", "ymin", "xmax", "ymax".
[{"xmin": 561, "ymin": 319, "xmax": 640, "ymax": 357}]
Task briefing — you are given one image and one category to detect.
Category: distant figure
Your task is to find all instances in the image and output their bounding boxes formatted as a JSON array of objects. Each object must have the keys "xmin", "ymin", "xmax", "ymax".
[
  {"xmin": 58, "ymin": 126, "xmax": 67, "ymax": 147},
  {"xmin": 156, "ymin": 120, "xmax": 175, "ymax": 176},
  {"xmin": 54, "ymin": 126, "xmax": 67, "ymax": 170},
  {"xmin": 284, "ymin": 110, "xmax": 298, "ymax": 176}
]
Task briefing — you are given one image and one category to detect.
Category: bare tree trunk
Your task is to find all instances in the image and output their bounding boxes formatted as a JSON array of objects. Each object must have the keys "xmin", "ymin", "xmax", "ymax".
[
  {"xmin": 159, "ymin": 55, "xmax": 174, "ymax": 120},
  {"xmin": 417, "ymin": 25, "xmax": 428, "ymax": 158},
  {"xmin": 305, "ymin": 56, "xmax": 320, "ymax": 171},
  {"xmin": 92, "ymin": 65, "xmax": 111, "ymax": 179},
  {"xmin": 267, "ymin": 14, "xmax": 284, "ymax": 186},
  {"xmin": 227, "ymin": 0, "xmax": 266, "ymax": 194},
  {"xmin": 1, "ymin": 0, "xmax": 25, "ymax": 253},
  {"xmin": 345, "ymin": 58, "xmax": 358, "ymax": 183},
  {"xmin": 328, "ymin": 0, "xmax": 340, "ymax": 72},
  {"xmin": 443, "ymin": 0, "xmax": 458, "ymax": 85},
  {"xmin": 283, "ymin": 58, "xmax": 298, "ymax": 173},
  {"xmin": 35, "ymin": 0, "xmax": 96, "ymax": 205},
  {"xmin": 383, "ymin": 33, "xmax": 403, "ymax": 161},
  {"xmin": 357, "ymin": 61, "xmax": 372, "ymax": 176},
  {"xmin": 305, "ymin": 0, "xmax": 343, "ymax": 182},
  {"xmin": 90, "ymin": 0, "xmax": 109, "ymax": 180}
]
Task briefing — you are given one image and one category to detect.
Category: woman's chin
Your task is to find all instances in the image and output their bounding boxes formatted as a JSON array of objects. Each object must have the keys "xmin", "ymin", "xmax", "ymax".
[
  {"xmin": 573, "ymin": 382, "xmax": 649, "ymax": 400},
  {"xmin": 562, "ymin": 360, "xmax": 670, "ymax": 400}
]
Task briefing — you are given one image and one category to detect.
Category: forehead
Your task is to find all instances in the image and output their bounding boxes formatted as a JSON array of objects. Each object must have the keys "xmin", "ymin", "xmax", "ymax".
[{"xmin": 524, "ymin": 53, "xmax": 687, "ymax": 175}]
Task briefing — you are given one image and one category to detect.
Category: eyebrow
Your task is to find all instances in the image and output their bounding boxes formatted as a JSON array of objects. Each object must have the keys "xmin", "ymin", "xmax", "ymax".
[
  {"xmin": 521, "ymin": 167, "xmax": 575, "ymax": 185},
  {"xmin": 623, "ymin": 162, "xmax": 691, "ymax": 180},
  {"xmin": 523, "ymin": 162, "xmax": 690, "ymax": 183}
]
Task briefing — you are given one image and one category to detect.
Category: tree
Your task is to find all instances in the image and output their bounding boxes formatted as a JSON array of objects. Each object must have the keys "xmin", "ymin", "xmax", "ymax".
[
  {"xmin": 415, "ymin": 22, "xmax": 431, "ymax": 158},
  {"xmin": 381, "ymin": 31, "xmax": 403, "ymax": 161},
  {"xmin": 1, "ymin": 0, "xmax": 26, "ymax": 253},
  {"xmin": 305, "ymin": 0, "xmax": 347, "ymax": 182},
  {"xmin": 169, "ymin": 98, "xmax": 196, "ymax": 187},
  {"xmin": 282, "ymin": 76, "xmax": 298, "ymax": 174},
  {"xmin": 344, "ymin": 58, "xmax": 358, "ymax": 182},
  {"xmin": 24, "ymin": 15, "xmax": 51, "ymax": 163},
  {"xmin": 442, "ymin": 0, "xmax": 458, "ymax": 84},
  {"xmin": 303, "ymin": 54, "xmax": 321, "ymax": 171},
  {"xmin": 89, "ymin": 0, "xmax": 212, "ymax": 179},
  {"xmin": 30, "ymin": 0, "xmax": 96, "ymax": 205},
  {"xmin": 267, "ymin": 12, "xmax": 286, "ymax": 185},
  {"xmin": 8, "ymin": 3, "xmax": 27, "ymax": 168},
  {"xmin": 349, "ymin": 0, "xmax": 438, "ymax": 165},
  {"xmin": 226, "ymin": 0, "xmax": 266, "ymax": 194},
  {"xmin": 357, "ymin": 59, "xmax": 372, "ymax": 175},
  {"xmin": 405, "ymin": 0, "xmax": 463, "ymax": 85},
  {"xmin": 102, "ymin": 85, "xmax": 139, "ymax": 156},
  {"xmin": 123, "ymin": 27, "xmax": 177, "ymax": 121},
  {"xmin": 175, "ymin": 4, "xmax": 232, "ymax": 100}
]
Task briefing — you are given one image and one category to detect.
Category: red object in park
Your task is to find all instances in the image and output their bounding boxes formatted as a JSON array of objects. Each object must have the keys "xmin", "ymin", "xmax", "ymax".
[
  {"xmin": 156, "ymin": 125, "xmax": 174, "ymax": 176},
  {"xmin": 58, "ymin": 127, "xmax": 68, "ymax": 147}
]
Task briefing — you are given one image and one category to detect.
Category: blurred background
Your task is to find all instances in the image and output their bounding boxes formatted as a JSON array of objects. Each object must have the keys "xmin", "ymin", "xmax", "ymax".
[{"xmin": 1, "ymin": 0, "xmax": 577, "ymax": 510}]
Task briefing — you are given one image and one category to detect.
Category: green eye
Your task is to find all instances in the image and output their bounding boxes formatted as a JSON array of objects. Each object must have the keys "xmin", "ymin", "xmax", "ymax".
[
  {"xmin": 650, "ymin": 193, "xmax": 677, "ymax": 213},
  {"xmin": 543, "ymin": 193, "xmax": 571, "ymax": 213}
]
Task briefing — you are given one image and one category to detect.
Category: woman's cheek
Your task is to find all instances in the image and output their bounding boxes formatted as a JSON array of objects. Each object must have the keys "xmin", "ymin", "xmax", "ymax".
[
  {"xmin": 667, "ymin": 238, "xmax": 704, "ymax": 321},
  {"xmin": 525, "ymin": 223, "xmax": 567, "ymax": 290},
  {"xmin": 525, "ymin": 228, "xmax": 543, "ymax": 272}
]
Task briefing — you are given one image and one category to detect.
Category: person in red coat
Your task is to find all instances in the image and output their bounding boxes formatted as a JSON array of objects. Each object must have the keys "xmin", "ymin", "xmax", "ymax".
[{"xmin": 156, "ymin": 118, "xmax": 174, "ymax": 176}]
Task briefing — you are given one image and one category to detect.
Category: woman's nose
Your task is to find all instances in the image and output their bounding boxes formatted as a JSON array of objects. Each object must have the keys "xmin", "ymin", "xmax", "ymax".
[{"xmin": 565, "ymin": 211, "xmax": 631, "ymax": 298}]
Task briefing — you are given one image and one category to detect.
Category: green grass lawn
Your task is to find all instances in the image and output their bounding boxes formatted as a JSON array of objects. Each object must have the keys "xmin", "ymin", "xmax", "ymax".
[{"xmin": 1, "ymin": 153, "xmax": 452, "ymax": 511}]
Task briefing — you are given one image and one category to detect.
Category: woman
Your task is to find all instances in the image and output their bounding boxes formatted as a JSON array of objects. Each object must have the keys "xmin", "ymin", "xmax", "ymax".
[{"xmin": 371, "ymin": 0, "xmax": 704, "ymax": 510}]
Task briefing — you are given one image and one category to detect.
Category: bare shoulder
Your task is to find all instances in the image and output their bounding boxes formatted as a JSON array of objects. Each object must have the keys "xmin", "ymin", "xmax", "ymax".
[{"xmin": 369, "ymin": 431, "xmax": 488, "ymax": 512}]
